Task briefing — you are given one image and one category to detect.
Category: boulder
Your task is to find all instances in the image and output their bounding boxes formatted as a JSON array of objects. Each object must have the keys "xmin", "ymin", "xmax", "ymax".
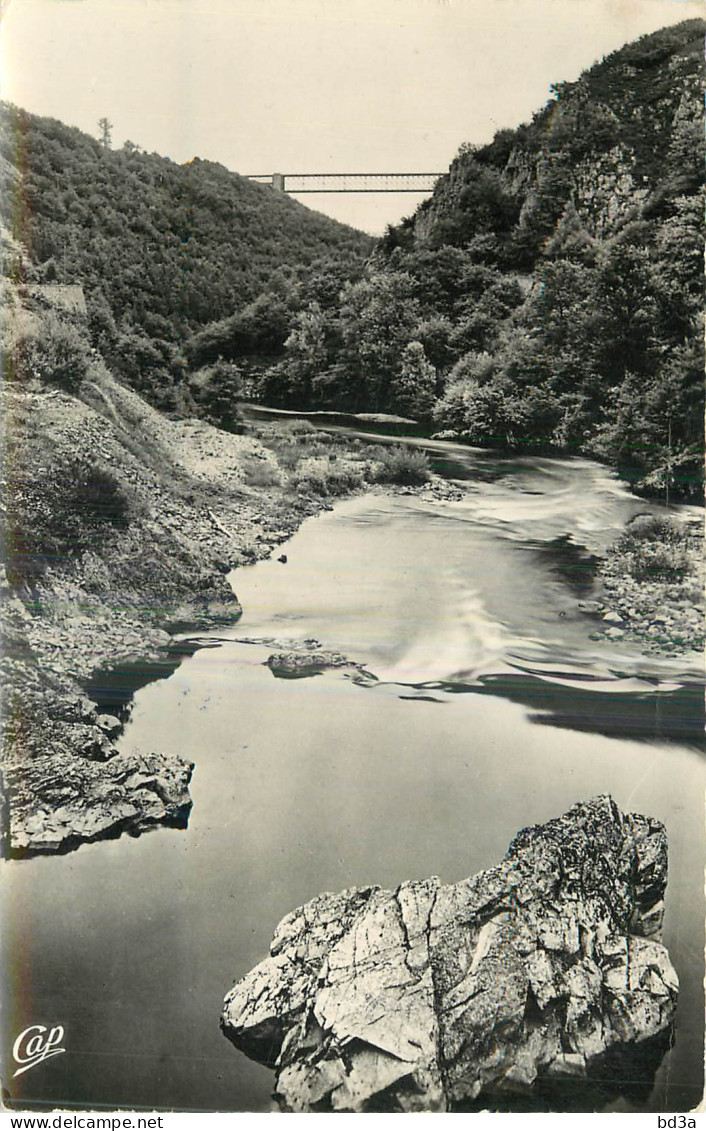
[
  {"xmin": 221, "ymin": 797, "xmax": 677, "ymax": 1112},
  {"xmin": 266, "ymin": 650, "xmax": 359, "ymax": 678},
  {"xmin": 577, "ymin": 600, "xmax": 604, "ymax": 615},
  {"xmin": 96, "ymin": 713, "xmax": 122, "ymax": 738}
]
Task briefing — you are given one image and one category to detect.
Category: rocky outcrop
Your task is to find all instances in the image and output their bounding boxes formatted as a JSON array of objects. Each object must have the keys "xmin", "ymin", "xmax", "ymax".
[
  {"xmin": 408, "ymin": 20, "xmax": 703, "ymax": 267},
  {"xmin": 266, "ymin": 650, "xmax": 361, "ymax": 678},
  {"xmin": 7, "ymin": 748, "xmax": 193, "ymax": 855},
  {"xmin": 0, "ymin": 566, "xmax": 193, "ymax": 855},
  {"xmin": 0, "ymin": 363, "xmax": 353, "ymax": 856},
  {"xmin": 2, "ymin": 660, "xmax": 195, "ymax": 856},
  {"xmin": 221, "ymin": 797, "xmax": 678, "ymax": 1112}
]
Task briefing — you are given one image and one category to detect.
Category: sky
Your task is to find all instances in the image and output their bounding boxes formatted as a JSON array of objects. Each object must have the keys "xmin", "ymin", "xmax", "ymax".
[{"xmin": 1, "ymin": 0, "xmax": 703, "ymax": 234}]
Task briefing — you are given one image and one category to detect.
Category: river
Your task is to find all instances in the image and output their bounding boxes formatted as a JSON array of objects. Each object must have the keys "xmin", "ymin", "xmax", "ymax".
[{"xmin": 2, "ymin": 436, "xmax": 704, "ymax": 1112}]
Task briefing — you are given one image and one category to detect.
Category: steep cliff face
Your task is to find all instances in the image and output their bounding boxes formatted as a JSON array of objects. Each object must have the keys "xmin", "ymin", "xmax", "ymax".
[
  {"xmin": 221, "ymin": 797, "xmax": 678, "ymax": 1113},
  {"xmin": 411, "ymin": 19, "xmax": 704, "ymax": 259}
]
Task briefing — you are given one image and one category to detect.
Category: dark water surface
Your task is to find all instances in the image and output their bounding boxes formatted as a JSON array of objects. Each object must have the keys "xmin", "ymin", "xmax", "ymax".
[{"xmin": 2, "ymin": 442, "xmax": 704, "ymax": 1112}]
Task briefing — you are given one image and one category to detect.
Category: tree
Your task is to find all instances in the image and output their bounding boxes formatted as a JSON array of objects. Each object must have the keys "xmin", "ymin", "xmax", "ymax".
[
  {"xmin": 390, "ymin": 342, "xmax": 437, "ymax": 419},
  {"xmin": 543, "ymin": 201, "xmax": 598, "ymax": 264},
  {"xmin": 187, "ymin": 294, "xmax": 293, "ymax": 367},
  {"xmin": 591, "ymin": 235, "xmax": 660, "ymax": 383},
  {"xmin": 98, "ymin": 118, "xmax": 113, "ymax": 150},
  {"xmin": 433, "ymin": 352, "xmax": 498, "ymax": 435},
  {"xmin": 414, "ymin": 316, "xmax": 457, "ymax": 371},
  {"xmin": 188, "ymin": 358, "xmax": 244, "ymax": 432},
  {"xmin": 279, "ymin": 302, "xmax": 332, "ymax": 406},
  {"xmin": 338, "ymin": 272, "xmax": 420, "ymax": 411},
  {"xmin": 8, "ymin": 310, "xmax": 90, "ymax": 393}
]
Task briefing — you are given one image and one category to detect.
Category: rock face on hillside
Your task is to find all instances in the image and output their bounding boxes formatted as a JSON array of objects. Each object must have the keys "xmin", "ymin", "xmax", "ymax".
[
  {"xmin": 221, "ymin": 797, "xmax": 678, "ymax": 1112},
  {"xmin": 412, "ymin": 19, "xmax": 703, "ymax": 251}
]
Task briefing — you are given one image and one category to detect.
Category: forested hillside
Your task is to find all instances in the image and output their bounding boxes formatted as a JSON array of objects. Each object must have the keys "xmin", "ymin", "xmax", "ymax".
[
  {"xmin": 0, "ymin": 105, "xmax": 372, "ymax": 410},
  {"xmin": 266, "ymin": 19, "xmax": 704, "ymax": 497},
  {"xmin": 2, "ymin": 19, "xmax": 703, "ymax": 496},
  {"xmin": 405, "ymin": 19, "xmax": 703, "ymax": 260}
]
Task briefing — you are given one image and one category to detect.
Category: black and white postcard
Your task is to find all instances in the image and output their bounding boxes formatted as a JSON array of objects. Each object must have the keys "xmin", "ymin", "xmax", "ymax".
[{"xmin": 1, "ymin": 0, "xmax": 704, "ymax": 1117}]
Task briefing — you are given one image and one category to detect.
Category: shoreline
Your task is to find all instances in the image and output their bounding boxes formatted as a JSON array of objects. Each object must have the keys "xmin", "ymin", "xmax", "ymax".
[
  {"xmin": 2, "ymin": 392, "xmax": 702, "ymax": 857},
  {"xmin": 590, "ymin": 516, "xmax": 704, "ymax": 658},
  {"xmin": 1, "ymin": 377, "xmax": 461, "ymax": 856},
  {"xmin": 1, "ymin": 380, "xmax": 344, "ymax": 856}
]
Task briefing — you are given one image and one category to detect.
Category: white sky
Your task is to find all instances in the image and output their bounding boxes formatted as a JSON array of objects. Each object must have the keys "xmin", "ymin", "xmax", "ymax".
[{"xmin": 1, "ymin": 0, "xmax": 703, "ymax": 234}]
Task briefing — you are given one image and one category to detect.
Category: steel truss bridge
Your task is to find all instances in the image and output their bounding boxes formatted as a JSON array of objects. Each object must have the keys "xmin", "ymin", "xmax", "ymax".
[{"xmin": 245, "ymin": 172, "xmax": 442, "ymax": 193}]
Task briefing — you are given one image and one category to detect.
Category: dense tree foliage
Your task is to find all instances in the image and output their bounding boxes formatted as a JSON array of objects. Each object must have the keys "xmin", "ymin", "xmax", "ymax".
[
  {"xmin": 265, "ymin": 19, "xmax": 703, "ymax": 497},
  {"xmin": 0, "ymin": 103, "xmax": 372, "ymax": 409},
  {"xmin": 2, "ymin": 19, "xmax": 702, "ymax": 498}
]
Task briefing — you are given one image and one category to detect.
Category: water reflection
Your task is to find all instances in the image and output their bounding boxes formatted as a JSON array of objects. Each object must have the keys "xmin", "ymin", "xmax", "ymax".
[
  {"xmin": 435, "ymin": 673, "xmax": 702, "ymax": 744},
  {"xmin": 3, "ymin": 442, "xmax": 703, "ymax": 1114},
  {"xmin": 81, "ymin": 640, "xmax": 208, "ymax": 713}
]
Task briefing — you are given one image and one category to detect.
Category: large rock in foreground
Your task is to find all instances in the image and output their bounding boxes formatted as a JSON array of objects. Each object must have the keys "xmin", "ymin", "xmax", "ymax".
[{"xmin": 221, "ymin": 797, "xmax": 678, "ymax": 1112}]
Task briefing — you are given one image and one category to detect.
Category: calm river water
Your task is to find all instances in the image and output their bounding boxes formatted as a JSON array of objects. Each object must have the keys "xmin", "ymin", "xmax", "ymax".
[{"xmin": 2, "ymin": 439, "xmax": 704, "ymax": 1112}]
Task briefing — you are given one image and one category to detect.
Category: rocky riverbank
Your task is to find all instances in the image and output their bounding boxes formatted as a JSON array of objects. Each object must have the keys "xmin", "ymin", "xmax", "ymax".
[
  {"xmin": 579, "ymin": 513, "xmax": 704, "ymax": 657},
  {"xmin": 1, "ymin": 372, "xmax": 451, "ymax": 856},
  {"xmin": 221, "ymin": 796, "xmax": 678, "ymax": 1113},
  {"xmin": 3, "ymin": 360, "xmax": 701, "ymax": 855},
  {"xmin": 1, "ymin": 374, "xmax": 336, "ymax": 854}
]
